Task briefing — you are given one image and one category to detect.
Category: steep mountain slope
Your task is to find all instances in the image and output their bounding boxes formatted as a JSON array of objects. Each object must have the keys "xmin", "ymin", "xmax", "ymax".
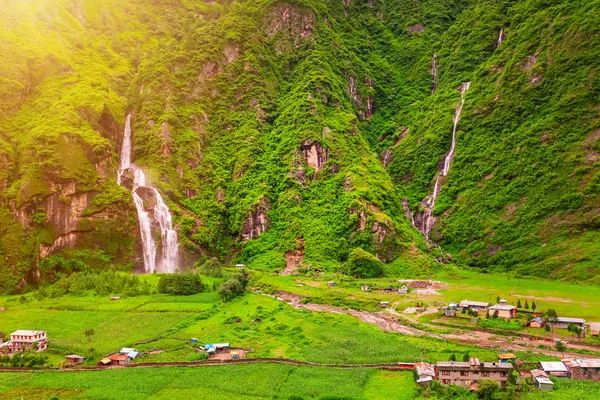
[
  {"xmin": 385, "ymin": 0, "xmax": 600, "ymax": 281},
  {"xmin": 1, "ymin": 0, "xmax": 599, "ymax": 291}
]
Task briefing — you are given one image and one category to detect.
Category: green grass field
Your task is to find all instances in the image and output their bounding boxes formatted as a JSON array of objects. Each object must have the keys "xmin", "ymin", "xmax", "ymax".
[
  {"xmin": 0, "ymin": 366, "xmax": 414, "ymax": 400},
  {"xmin": 257, "ymin": 269, "xmax": 600, "ymax": 322}
]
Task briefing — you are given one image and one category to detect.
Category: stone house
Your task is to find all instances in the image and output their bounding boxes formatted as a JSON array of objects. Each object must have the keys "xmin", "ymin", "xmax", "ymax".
[
  {"xmin": 562, "ymin": 359, "xmax": 600, "ymax": 381},
  {"xmin": 436, "ymin": 359, "xmax": 513, "ymax": 387}
]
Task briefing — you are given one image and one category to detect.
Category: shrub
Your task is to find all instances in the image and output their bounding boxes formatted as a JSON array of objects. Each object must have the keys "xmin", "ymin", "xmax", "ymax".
[
  {"xmin": 157, "ymin": 273, "xmax": 205, "ymax": 295},
  {"xmin": 346, "ymin": 248, "xmax": 383, "ymax": 278}
]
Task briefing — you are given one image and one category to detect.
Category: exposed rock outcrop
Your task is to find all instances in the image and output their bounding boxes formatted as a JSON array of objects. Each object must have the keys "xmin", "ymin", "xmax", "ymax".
[
  {"xmin": 241, "ymin": 196, "xmax": 271, "ymax": 241},
  {"xmin": 381, "ymin": 149, "xmax": 392, "ymax": 168},
  {"xmin": 349, "ymin": 76, "xmax": 374, "ymax": 119},
  {"xmin": 265, "ymin": 3, "xmax": 315, "ymax": 52},
  {"xmin": 300, "ymin": 140, "xmax": 328, "ymax": 177}
]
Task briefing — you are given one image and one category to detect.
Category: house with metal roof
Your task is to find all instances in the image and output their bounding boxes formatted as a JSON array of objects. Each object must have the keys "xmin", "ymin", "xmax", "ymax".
[
  {"xmin": 530, "ymin": 316, "xmax": 546, "ymax": 328},
  {"xmin": 415, "ymin": 362, "xmax": 436, "ymax": 386},
  {"xmin": 108, "ymin": 354, "xmax": 131, "ymax": 365},
  {"xmin": 548, "ymin": 317, "xmax": 585, "ymax": 330},
  {"xmin": 489, "ymin": 300, "xmax": 517, "ymax": 319},
  {"xmin": 65, "ymin": 354, "xmax": 85, "ymax": 366},
  {"xmin": 498, "ymin": 353, "xmax": 516, "ymax": 363},
  {"xmin": 436, "ymin": 359, "xmax": 513, "ymax": 387},
  {"xmin": 458, "ymin": 300, "xmax": 490, "ymax": 312},
  {"xmin": 119, "ymin": 348, "xmax": 138, "ymax": 359},
  {"xmin": 562, "ymin": 359, "xmax": 600, "ymax": 381},
  {"xmin": 531, "ymin": 369, "xmax": 553, "ymax": 391},
  {"xmin": 539, "ymin": 361, "xmax": 569, "ymax": 377}
]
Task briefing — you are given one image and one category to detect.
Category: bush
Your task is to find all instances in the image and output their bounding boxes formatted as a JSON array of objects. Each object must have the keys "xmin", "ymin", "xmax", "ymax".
[
  {"xmin": 218, "ymin": 270, "xmax": 250, "ymax": 301},
  {"xmin": 346, "ymin": 248, "xmax": 383, "ymax": 278},
  {"xmin": 157, "ymin": 273, "xmax": 205, "ymax": 295}
]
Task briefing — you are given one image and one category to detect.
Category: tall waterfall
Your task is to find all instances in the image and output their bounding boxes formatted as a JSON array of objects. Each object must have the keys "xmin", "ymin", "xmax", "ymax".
[
  {"xmin": 117, "ymin": 114, "xmax": 179, "ymax": 273},
  {"xmin": 422, "ymin": 82, "xmax": 471, "ymax": 238},
  {"xmin": 497, "ymin": 28, "xmax": 504, "ymax": 48}
]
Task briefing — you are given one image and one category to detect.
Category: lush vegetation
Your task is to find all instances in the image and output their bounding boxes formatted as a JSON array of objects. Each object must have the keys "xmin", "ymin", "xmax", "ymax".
[
  {"xmin": 0, "ymin": 366, "xmax": 416, "ymax": 400},
  {"xmin": 157, "ymin": 273, "xmax": 205, "ymax": 295}
]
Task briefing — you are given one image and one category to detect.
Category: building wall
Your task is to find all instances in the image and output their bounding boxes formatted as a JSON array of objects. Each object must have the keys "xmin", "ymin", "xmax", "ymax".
[
  {"xmin": 437, "ymin": 370, "xmax": 509, "ymax": 386},
  {"xmin": 569, "ymin": 367, "xmax": 600, "ymax": 381}
]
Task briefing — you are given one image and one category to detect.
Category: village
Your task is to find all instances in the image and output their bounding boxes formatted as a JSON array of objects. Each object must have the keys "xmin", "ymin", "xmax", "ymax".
[{"xmin": 3, "ymin": 288, "xmax": 600, "ymax": 396}]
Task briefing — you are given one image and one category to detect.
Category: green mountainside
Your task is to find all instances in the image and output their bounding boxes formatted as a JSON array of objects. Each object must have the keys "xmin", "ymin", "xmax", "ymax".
[{"xmin": 1, "ymin": 0, "xmax": 599, "ymax": 291}]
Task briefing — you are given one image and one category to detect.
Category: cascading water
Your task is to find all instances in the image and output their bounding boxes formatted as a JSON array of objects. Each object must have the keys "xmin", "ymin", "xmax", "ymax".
[
  {"xmin": 431, "ymin": 53, "xmax": 438, "ymax": 95},
  {"xmin": 497, "ymin": 28, "xmax": 504, "ymax": 48},
  {"xmin": 117, "ymin": 114, "xmax": 179, "ymax": 273},
  {"xmin": 421, "ymin": 82, "xmax": 471, "ymax": 238}
]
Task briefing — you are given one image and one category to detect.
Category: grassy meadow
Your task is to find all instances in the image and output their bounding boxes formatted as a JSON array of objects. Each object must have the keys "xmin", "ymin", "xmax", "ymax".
[
  {"xmin": 0, "ymin": 286, "xmax": 495, "ymax": 365},
  {"xmin": 0, "ymin": 365, "xmax": 416, "ymax": 400},
  {"xmin": 257, "ymin": 268, "xmax": 600, "ymax": 322}
]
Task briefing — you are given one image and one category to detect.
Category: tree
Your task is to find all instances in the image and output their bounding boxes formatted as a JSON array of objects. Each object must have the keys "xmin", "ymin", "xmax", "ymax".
[
  {"xmin": 496, "ymin": 296, "xmax": 501, "ymax": 303},
  {"xmin": 199, "ymin": 257, "xmax": 223, "ymax": 277},
  {"xmin": 524, "ymin": 300, "xmax": 529, "ymax": 310},
  {"xmin": 462, "ymin": 352, "xmax": 470, "ymax": 362},
  {"xmin": 555, "ymin": 340, "xmax": 567, "ymax": 357},
  {"xmin": 478, "ymin": 380, "xmax": 499, "ymax": 400},
  {"xmin": 531, "ymin": 301, "xmax": 536, "ymax": 312},
  {"xmin": 218, "ymin": 278, "xmax": 244, "ymax": 301},
  {"xmin": 485, "ymin": 310, "xmax": 490, "ymax": 319},
  {"xmin": 346, "ymin": 248, "xmax": 384, "ymax": 278},
  {"xmin": 461, "ymin": 308, "xmax": 467, "ymax": 315},
  {"xmin": 157, "ymin": 274, "xmax": 204, "ymax": 295},
  {"xmin": 545, "ymin": 324, "xmax": 551, "ymax": 333},
  {"xmin": 546, "ymin": 309, "xmax": 558, "ymax": 332},
  {"xmin": 449, "ymin": 353, "xmax": 456, "ymax": 361},
  {"xmin": 506, "ymin": 369, "xmax": 517, "ymax": 386},
  {"xmin": 516, "ymin": 299, "xmax": 522, "ymax": 308},
  {"xmin": 84, "ymin": 328, "xmax": 95, "ymax": 355}
]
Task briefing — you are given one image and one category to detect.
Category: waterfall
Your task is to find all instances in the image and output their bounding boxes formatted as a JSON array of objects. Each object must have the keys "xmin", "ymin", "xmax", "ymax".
[
  {"xmin": 422, "ymin": 82, "xmax": 471, "ymax": 238},
  {"xmin": 497, "ymin": 28, "xmax": 504, "ymax": 48},
  {"xmin": 117, "ymin": 113, "xmax": 179, "ymax": 273},
  {"xmin": 431, "ymin": 53, "xmax": 438, "ymax": 95},
  {"xmin": 117, "ymin": 114, "xmax": 132, "ymax": 185}
]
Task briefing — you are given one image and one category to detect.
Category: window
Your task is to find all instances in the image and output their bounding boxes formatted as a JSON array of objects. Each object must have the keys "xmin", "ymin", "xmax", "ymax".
[
  {"xmin": 460, "ymin": 371, "xmax": 469, "ymax": 377},
  {"xmin": 500, "ymin": 372, "xmax": 507, "ymax": 377},
  {"xmin": 442, "ymin": 371, "xmax": 450, "ymax": 376},
  {"xmin": 482, "ymin": 372, "xmax": 490, "ymax": 377},
  {"xmin": 473, "ymin": 371, "xmax": 479, "ymax": 375}
]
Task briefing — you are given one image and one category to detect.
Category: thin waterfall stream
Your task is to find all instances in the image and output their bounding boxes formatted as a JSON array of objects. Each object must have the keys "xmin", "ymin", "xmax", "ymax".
[
  {"xmin": 421, "ymin": 82, "xmax": 471, "ymax": 239},
  {"xmin": 117, "ymin": 114, "xmax": 179, "ymax": 273}
]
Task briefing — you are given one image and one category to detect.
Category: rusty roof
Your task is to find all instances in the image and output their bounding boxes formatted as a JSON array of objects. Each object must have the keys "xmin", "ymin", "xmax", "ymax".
[
  {"xmin": 109, "ymin": 354, "xmax": 129, "ymax": 361},
  {"xmin": 530, "ymin": 369, "xmax": 548, "ymax": 378},
  {"xmin": 562, "ymin": 359, "xmax": 600, "ymax": 369}
]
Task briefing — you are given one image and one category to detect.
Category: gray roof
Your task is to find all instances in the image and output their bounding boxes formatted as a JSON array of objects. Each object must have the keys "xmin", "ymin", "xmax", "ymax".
[
  {"xmin": 540, "ymin": 362, "xmax": 568, "ymax": 372},
  {"xmin": 436, "ymin": 361, "xmax": 512, "ymax": 370},
  {"xmin": 551, "ymin": 317, "xmax": 585, "ymax": 324},
  {"xmin": 489, "ymin": 304, "xmax": 517, "ymax": 311},
  {"xmin": 459, "ymin": 300, "xmax": 490, "ymax": 307}
]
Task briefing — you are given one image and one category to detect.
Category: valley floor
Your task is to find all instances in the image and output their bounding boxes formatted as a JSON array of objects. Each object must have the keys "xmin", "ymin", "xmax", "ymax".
[{"xmin": 2, "ymin": 269, "xmax": 600, "ymax": 398}]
